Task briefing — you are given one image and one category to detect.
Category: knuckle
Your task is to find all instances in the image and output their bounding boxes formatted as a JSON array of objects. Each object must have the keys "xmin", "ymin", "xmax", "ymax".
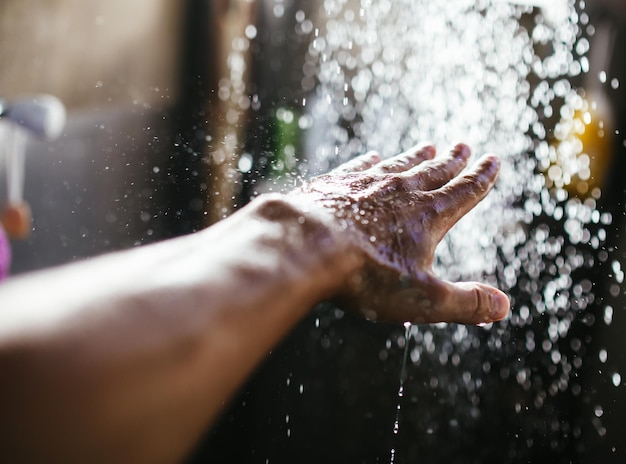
[
  {"xmin": 470, "ymin": 286, "xmax": 489, "ymax": 322},
  {"xmin": 421, "ymin": 191, "xmax": 442, "ymax": 216}
]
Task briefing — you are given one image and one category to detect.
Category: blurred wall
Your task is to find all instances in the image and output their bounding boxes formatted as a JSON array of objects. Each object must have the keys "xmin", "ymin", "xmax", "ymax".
[
  {"xmin": 0, "ymin": 0, "xmax": 260, "ymax": 273},
  {"xmin": 0, "ymin": 0, "xmax": 184, "ymax": 109},
  {"xmin": 0, "ymin": 1, "xmax": 188, "ymax": 273}
]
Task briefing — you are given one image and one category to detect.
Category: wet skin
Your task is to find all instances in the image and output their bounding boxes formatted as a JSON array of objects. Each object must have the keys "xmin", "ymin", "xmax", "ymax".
[
  {"xmin": 287, "ymin": 143, "xmax": 510, "ymax": 324},
  {"xmin": 0, "ymin": 143, "xmax": 509, "ymax": 463}
]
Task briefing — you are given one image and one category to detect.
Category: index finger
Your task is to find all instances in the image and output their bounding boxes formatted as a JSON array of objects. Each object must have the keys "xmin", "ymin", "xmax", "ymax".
[
  {"xmin": 430, "ymin": 154, "xmax": 500, "ymax": 239},
  {"xmin": 332, "ymin": 151, "xmax": 381, "ymax": 173}
]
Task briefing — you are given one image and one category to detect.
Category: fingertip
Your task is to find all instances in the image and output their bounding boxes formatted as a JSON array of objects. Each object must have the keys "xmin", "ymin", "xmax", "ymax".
[
  {"xmin": 451, "ymin": 143, "xmax": 471, "ymax": 160},
  {"xmin": 489, "ymin": 290, "xmax": 510, "ymax": 322},
  {"xmin": 476, "ymin": 154, "xmax": 501, "ymax": 183},
  {"xmin": 481, "ymin": 153, "xmax": 501, "ymax": 168},
  {"xmin": 418, "ymin": 143, "xmax": 436, "ymax": 159},
  {"xmin": 453, "ymin": 282, "xmax": 510, "ymax": 325}
]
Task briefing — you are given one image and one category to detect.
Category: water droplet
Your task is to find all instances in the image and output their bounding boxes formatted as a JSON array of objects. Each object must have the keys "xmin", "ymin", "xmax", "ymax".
[{"xmin": 612, "ymin": 372, "xmax": 622, "ymax": 387}]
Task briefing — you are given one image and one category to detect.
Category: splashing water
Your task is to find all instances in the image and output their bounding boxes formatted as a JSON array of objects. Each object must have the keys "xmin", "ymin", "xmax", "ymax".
[
  {"xmin": 390, "ymin": 321, "xmax": 413, "ymax": 463},
  {"xmin": 306, "ymin": 0, "xmax": 579, "ymax": 283},
  {"xmin": 290, "ymin": 0, "xmax": 616, "ymax": 457},
  {"xmin": 209, "ymin": 0, "xmax": 626, "ymax": 460}
]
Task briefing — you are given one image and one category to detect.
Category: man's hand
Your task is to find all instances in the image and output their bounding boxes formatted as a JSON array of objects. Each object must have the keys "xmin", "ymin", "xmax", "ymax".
[{"xmin": 290, "ymin": 143, "xmax": 510, "ymax": 325}]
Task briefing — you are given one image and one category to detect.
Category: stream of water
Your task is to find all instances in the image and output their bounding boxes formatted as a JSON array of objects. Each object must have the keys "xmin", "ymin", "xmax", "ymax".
[
  {"xmin": 218, "ymin": 0, "xmax": 624, "ymax": 459},
  {"xmin": 299, "ymin": 0, "xmax": 619, "ymax": 457}
]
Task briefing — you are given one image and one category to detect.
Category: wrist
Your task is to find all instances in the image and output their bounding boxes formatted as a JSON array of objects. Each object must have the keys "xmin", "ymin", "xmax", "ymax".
[{"xmin": 249, "ymin": 193, "xmax": 364, "ymax": 301}]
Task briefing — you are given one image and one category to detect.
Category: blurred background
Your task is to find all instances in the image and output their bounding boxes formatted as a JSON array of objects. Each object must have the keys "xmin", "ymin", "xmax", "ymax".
[
  {"xmin": 0, "ymin": 0, "xmax": 250, "ymax": 271},
  {"xmin": 2, "ymin": 0, "xmax": 626, "ymax": 462}
]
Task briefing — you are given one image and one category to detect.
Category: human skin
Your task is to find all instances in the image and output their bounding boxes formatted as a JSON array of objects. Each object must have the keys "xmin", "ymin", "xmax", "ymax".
[{"xmin": 0, "ymin": 143, "xmax": 508, "ymax": 464}]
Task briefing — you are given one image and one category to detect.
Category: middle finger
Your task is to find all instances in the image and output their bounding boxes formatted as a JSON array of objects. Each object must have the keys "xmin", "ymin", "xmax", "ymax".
[{"xmin": 405, "ymin": 143, "xmax": 472, "ymax": 191}]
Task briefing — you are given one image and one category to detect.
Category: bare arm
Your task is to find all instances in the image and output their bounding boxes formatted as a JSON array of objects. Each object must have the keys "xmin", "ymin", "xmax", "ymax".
[{"xmin": 0, "ymin": 144, "xmax": 509, "ymax": 463}]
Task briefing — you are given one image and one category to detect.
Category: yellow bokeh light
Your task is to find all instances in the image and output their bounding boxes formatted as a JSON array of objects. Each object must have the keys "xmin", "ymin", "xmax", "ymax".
[{"xmin": 544, "ymin": 92, "xmax": 613, "ymax": 197}]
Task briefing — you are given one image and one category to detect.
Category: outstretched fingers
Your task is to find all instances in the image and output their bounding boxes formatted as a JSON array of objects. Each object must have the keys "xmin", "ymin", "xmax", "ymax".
[{"xmin": 374, "ymin": 144, "xmax": 436, "ymax": 174}]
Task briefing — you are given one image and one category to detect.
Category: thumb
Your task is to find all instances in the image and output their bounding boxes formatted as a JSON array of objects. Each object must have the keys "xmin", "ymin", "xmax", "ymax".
[{"xmin": 439, "ymin": 281, "xmax": 510, "ymax": 325}]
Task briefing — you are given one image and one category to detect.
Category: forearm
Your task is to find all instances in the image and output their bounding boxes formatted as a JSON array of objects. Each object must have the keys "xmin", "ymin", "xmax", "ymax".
[{"xmin": 0, "ymin": 195, "xmax": 359, "ymax": 464}]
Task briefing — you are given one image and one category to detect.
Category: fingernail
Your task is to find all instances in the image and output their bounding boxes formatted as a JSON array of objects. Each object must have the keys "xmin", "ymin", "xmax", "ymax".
[
  {"xmin": 451, "ymin": 143, "xmax": 471, "ymax": 161},
  {"xmin": 482, "ymin": 154, "xmax": 500, "ymax": 168},
  {"xmin": 480, "ymin": 154, "xmax": 501, "ymax": 179},
  {"xmin": 490, "ymin": 291, "xmax": 510, "ymax": 321}
]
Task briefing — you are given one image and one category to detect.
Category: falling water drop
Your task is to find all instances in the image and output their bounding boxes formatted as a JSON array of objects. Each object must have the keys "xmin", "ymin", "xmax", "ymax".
[{"xmin": 390, "ymin": 321, "xmax": 412, "ymax": 464}]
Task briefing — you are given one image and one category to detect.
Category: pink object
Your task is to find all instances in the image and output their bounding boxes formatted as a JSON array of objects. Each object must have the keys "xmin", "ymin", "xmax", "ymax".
[{"xmin": 0, "ymin": 225, "xmax": 10, "ymax": 280}]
